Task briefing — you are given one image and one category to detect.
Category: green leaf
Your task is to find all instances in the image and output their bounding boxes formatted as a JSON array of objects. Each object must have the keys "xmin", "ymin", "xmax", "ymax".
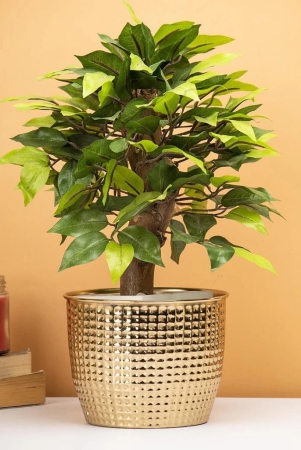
[
  {"xmin": 153, "ymin": 92, "xmax": 180, "ymax": 115},
  {"xmin": 118, "ymin": 23, "xmax": 155, "ymax": 63},
  {"xmin": 130, "ymin": 54, "xmax": 152, "ymax": 73},
  {"xmin": 183, "ymin": 215, "xmax": 217, "ymax": 241},
  {"xmin": 118, "ymin": 226, "xmax": 164, "ymax": 266},
  {"xmin": 147, "ymin": 159, "xmax": 178, "ymax": 192},
  {"xmin": 83, "ymin": 72, "xmax": 115, "ymax": 98},
  {"xmin": 203, "ymin": 241, "xmax": 235, "ymax": 271},
  {"xmin": 0, "ymin": 146, "xmax": 49, "ymax": 166},
  {"xmin": 126, "ymin": 116, "xmax": 160, "ymax": 135},
  {"xmin": 162, "ymin": 147, "xmax": 207, "ymax": 173},
  {"xmin": 171, "ymin": 169, "xmax": 210, "ymax": 190},
  {"xmin": 226, "ymin": 89, "xmax": 265, "ymax": 111},
  {"xmin": 55, "ymin": 183, "xmax": 86, "ymax": 215},
  {"xmin": 185, "ymin": 35, "xmax": 234, "ymax": 57},
  {"xmin": 109, "ymin": 138, "xmax": 128, "ymax": 153},
  {"xmin": 171, "ymin": 238, "xmax": 186, "ymax": 264},
  {"xmin": 225, "ymin": 206, "xmax": 268, "ymax": 234},
  {"xmin": 115, "ymin": 98, "xmax": 147, "ymax": 128},
  {"xmin": 102, "ymin": 160, "xmax": 116, "ymax": 204},
  {"xmin": 59, "ymin": 232, "xmax": 108, "ymax": 271},
  {"xmin": 57, "ymin": 160, "xmax": 77, "ymax": 197},
  {"xmin": 170, "ymin": 82, "xmax": 199, "ymax": 102},
  {"xmin": 194, "ymin": 112, "xmax": 218, "ymax": 127},
  {"xmin": 170, "ymin": 220, "xmax": 199, "ymax": 244},
  {"xmin": 234, "ymin": 247, "xmax": 276, "ymax": 274},
  {"xmin": 154, "ymin": 21, "xmax": 194, "ymax": 45},
  {"xmin": 221, "ymin": 187, "xmax": 269, "ymax": 207},
  {"xmin": 98, "ymin": 81, "xmax": 115, "ymax": 108},
  {"xmin": 48, "ymin": 210, "xmax": 108, "ymax": 237},
  {"xmin": 229, "ymin": 120, "xmax": 256, "ymax": 141},
  {"xmin": 20, "ymin": 163, "xmax": 50, "ymax": 206},
  {"xmin": 123, "ymin": 1, "xmax": 141, "ymax": 24},
  {"xmin": 12, "ymin": 128, "xmax": 67, "ymax": 148},
  {"xmin": 210, "ymin": 175, "xmax": 240, "ymax": 188},
  {"xmin": 112, "ymin": 165, "xmax": 144, "ymax": 195},
  {"xmin": 23, "ymin": 116, "xmax": 56, "ymax": 128},
  {"xmin": 114, "ymin": 191, "xmax": 161, "ymax": 228},
  {"xmin": 129, "ymin": 140, "xmax": 158, "ymax": 153},
  {"xmin": 191, "ymin": 53, "xmax": 239, "ymax": 74},
  {"xmin": 105, "ymin": 241, "xmax": 134, "ymax": 283},
  {"xmin": 76, "ymin": 51, "xmax": 122, "ymax": 75}
]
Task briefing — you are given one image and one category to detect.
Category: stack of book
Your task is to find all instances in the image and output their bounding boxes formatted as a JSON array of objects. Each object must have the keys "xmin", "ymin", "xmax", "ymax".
[{"xmin": 0, "ymin": 349, "xmax": 45, "ymax": 408}]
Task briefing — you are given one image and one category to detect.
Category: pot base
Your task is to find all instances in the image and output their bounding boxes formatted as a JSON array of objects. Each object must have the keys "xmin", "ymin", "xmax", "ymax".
[{"xmin": 65, "ymin": 288, "xmax": 228, "ymax": 428}]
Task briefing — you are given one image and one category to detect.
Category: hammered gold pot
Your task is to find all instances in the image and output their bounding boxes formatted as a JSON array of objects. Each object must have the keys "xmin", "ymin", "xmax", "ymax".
[{"xmin": 64, "ymin": 288, "xmax": 228, "ymax": 428}]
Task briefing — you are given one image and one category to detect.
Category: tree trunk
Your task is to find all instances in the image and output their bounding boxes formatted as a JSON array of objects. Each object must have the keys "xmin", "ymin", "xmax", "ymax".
[
  {"xmin": 120, "ymin": 259, "xmax": 155, "ymax": 296},
  {"xmin": 119, "ymin": 89, "xmax": 176, "ymax": 296}
]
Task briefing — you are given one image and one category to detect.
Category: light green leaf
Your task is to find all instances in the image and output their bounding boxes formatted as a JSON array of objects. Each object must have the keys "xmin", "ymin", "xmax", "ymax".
[
  {"xmin": 109, "ymin": 138, "xmax": 128, "ymax": 153},
  {"xmin": 194, "ymin": 112, "xmax": 218, "ymax": 126},
  {"xmin": 229, "ymin": 120, "xmax": 256, "ymax": 141},
  {"xmin": 170, "ymin": 82, "xmax": 199, "ymax": 102},
  {"xmin": 226, "ymin": 88, "xmax": 266, "ymax": 110},
  {"xmin": 20, "ymin": 163, "xmax": 50, "ymax": 206},
  {"xmin": 225, "ymin": 206, "xmax": 268, "ymax": 234},
  {"xmin": 0, "ymin": 146, "xmax": 49, "ymax": 166},
  {"xmin": 234, "ymin": 247, "xmax": 276, "ymax": 274},
  {"xmin": 191, "ymin": 53, "xmax": 239, "ymax": 74},
  {"xmin": 105, "ymin": 241, "xmax": 134, "ymax": 283},
  {"xmin": 59, "ymin": 232, "xmax": 108, "ymax": 271},
  {"xmin": 83, "ymin": 72, "xmax": 115, "ymax": 98},
  {"xmin": 129, "ymin": 140, "xmax": 158, "ymax": 153},
  {"xmin": 247, "ymin": 148, "xmax": 278, "ymax": 158},
  {"xmin": 118, "ymin": 226, "xmax": 164, "ymax": 266},
  {"xmin": 23, "ymin": 116, "xmax": 56, "ymax": 128},
  {"xmin": 48, "ymin": 210, "xmax": 108, "ymax": 237},
  {"xmin": 153, "ymin": 92, "xmax": 180, "ymax": 115},
  {"xmin": 130, "ymin": 54, "xmax": 152, "ymax": 73},
  {"xmin": 98, "ymin": 81, "xmax": 115, "ymax": 108},
  {"xmin": 185, "ymin": 35, "xmax": 234, "ymax": 57},
  {"xmin": 55, "ymin": 183, "xmax": 86, "ymax": 215},
  {"xmin": 210, "ymin": 175, "xmax": 240, "ymax": 188},
  {"xmin": 162, "ymin": 147, "xmax": 207, "ymax": 173},
  {"xmin": 123, "ymin": 1, "xmax": 141, "ymax": 24},
  {"xmin": 112, "ymin": 165, "xmax": 144, "ymax": 195}
]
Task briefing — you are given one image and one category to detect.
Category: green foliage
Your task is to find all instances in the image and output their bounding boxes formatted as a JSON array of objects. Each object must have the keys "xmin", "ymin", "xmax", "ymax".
[{"xmin": 0, "ymin": 11, "xmax": 281, "ymax": 283}]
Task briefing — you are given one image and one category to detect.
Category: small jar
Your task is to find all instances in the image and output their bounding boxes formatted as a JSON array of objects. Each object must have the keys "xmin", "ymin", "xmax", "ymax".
[{"xmin": 0, "ymin": 276, "xmax": 10, "ymax": 355}]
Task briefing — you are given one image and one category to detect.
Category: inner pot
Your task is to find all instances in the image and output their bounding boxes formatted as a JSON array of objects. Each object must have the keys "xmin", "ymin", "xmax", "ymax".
[{"xmin": 64, "ymin": 288, "xmax": 228, "ymax": 428}]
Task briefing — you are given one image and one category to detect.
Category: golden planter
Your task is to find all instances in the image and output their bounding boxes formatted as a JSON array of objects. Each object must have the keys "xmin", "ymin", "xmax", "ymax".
[{"xmin": 65, "ymin": 288, "xmax": 228, "ymax": 428}]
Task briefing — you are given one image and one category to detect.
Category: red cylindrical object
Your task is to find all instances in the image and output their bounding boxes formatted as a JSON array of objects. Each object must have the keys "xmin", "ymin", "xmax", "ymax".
[{"xmin": 0, "ymin": 276, "xmax": 10, "ymax": 355}]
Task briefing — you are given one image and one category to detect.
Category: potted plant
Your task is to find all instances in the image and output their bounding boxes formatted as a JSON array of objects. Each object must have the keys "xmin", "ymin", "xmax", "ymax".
[{"xmin": 0, "ymin": 7, "xmax": 280, "ymax": 428}]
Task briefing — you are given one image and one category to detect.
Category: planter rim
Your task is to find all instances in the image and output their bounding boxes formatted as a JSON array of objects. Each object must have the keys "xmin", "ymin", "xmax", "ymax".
[{"xmin": 64, "ymin": 287, "xmax": 228, "ymax": 303}]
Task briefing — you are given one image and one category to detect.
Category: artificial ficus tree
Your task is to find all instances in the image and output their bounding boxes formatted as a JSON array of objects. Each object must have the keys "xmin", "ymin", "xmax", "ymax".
[{"xmin": 0, "ymin": 12, "xmax": 281, "ymax": 295}]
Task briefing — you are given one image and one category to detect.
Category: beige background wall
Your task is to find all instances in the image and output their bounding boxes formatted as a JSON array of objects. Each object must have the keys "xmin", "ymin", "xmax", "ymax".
[{"xmin": 0, "ymin": 0, "xmax": 300, "ymax": 397}]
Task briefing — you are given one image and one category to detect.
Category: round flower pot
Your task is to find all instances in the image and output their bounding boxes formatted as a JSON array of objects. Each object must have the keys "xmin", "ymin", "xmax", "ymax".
[{"xmin": 64, "ymin": 288, "xmax": 228, "ymax": 428}]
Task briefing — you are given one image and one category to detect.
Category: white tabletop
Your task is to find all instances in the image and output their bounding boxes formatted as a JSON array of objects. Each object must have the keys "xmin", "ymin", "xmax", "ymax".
[{"xmin": 1, "ymin": 397, "xmax": 300, "ymax": 449}]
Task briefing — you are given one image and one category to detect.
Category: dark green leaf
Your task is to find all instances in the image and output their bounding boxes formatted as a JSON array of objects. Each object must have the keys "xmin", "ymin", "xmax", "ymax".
[
  {"xmin": 48, "ymin": 210, "xmax": 108, "ymax": 237},
  {"xmin": 126, "ymin": 116, "xmax": 160, "ymax": 135},
  {"xmin": 147, "ymin": 159, "xmax": 179, "ymax": 192},
  {"xmin": 12, "ymin": 128, "xmax": 67, "ymax": 148},
  {"xmin": 221, "ymin": 187, "xmax": 270, "ymax": 207},
  {"xmin": 118, "ymin": 226, "xmax": 164, "ymax": 266},
  {"xmin": 118, "ymin": 23, "xmax": 155, "ymax": 63},
  {"xmin": 59, "ymin": 231, "xmax": 108, "ymax": 271},
  {"xmin": 76, "ymin": 51, "xmax": 122, "ymax": 76},
  {"xmin": 171, "ymin": 238, "xmax": 186, "ymax": 264},
  {"xmin": 170, "ymin": 219, "xmax": 199, "ymax": 244},
  {"xmin": 183, "ymin": 214, "xmax": 217, "ymax": 241},
  {"xmin": 114, "ymin": 98, "xmax": 147, "ymax": 130},
  {"xmin": 202, "ymin": 241, "xmax": 234, "ymax": 271}
]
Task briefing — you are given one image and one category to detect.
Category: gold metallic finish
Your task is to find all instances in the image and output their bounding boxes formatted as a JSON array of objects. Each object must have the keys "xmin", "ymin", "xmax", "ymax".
[{"xmin": 65, "ymin": 288, "xmax": 228, "ymax": 428}]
